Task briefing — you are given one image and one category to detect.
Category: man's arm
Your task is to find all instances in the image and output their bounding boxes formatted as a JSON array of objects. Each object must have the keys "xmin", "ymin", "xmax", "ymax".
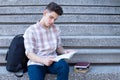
[
  {"xmin": 56, "ymin": 46, "xmax": 66, "ymax": 54},
  {"xmin": 26, "ymin": 53, "xmax": 54, "ymax": 66},
  {"xmin": 56, "ymin": 46, "xmax": 75, "ymax": 55}
]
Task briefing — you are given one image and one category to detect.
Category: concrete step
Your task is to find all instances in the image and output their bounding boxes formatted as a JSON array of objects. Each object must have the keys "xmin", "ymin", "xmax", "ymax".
[
  {"xmin": 0, "ymin": 24, "xmax": 27, "ymax": 36},
  {"xmin": 0, "ymin": 64, "xmax": 120, "ymax": 80},
  {"xmin": 71, "ymin": 49, "xmax": 120, "ymax": 63},
  {"xmin": 0, "ymin": 24, "xmax": 120, "ymax": 36},
  {"xmin": 0, "ymin": 6, "xmax": 120, "ymax": 15},
  {"xmin": 0, "ymin": 36, "xmax": 120, "ymax": 48},
  {"xmin": 0, "ymin": 15, "xmax": 120, "ymax": 24},
  {"xmin": 0, "ymin": 48, "xmax": 7, "ymax": 63},
  {"xmin": 62, "ymin": 36, "xmax": 120, "ymax": 48},
  {"xmin": 2, "ymin": 48, "xmax": 120, "ymax": 55},
  {"xmin": 0, "ymin": 0, "xmax": 120, "ymax": 6},
  {"xmin": 1, "ymin": 48, "xmax": 120, "ymax": 63}
]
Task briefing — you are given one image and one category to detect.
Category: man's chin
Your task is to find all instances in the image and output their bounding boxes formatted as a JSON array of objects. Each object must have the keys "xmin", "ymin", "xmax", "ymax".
[{"xmin": 48, "ymin": 24, "xmax": 53, "ymax": 27}]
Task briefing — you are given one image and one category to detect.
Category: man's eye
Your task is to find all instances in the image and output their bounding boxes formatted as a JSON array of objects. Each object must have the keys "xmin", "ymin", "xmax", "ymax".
[{"xmin": 54, "ymin": 19, "xmax": 57, "ymax": 21}]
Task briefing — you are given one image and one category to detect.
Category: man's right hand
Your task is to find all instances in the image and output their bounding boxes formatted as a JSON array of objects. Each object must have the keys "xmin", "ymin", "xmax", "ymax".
[{"xmin": 42, "ymin": 56, "xmax": 55, "ymax": 66}]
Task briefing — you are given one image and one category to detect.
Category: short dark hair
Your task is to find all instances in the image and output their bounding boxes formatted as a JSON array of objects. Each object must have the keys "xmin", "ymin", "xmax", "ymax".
[{"xmin": 46, "ymin": 2, "xmax": 63, "ymax": 15}]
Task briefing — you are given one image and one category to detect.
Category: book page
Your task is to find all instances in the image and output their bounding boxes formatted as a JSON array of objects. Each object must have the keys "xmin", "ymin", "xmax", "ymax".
[
  {"xmin": 53, "ymin": 50, "xmax": 77, "ymax": 62},
  {"xmin": 74, "ymin": 62, "xmax": 90, "ymax": 68}
]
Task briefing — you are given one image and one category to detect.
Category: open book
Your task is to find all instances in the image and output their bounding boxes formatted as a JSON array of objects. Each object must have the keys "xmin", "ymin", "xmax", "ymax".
[{"xmin": 53, "ymin": 50, "xmax": 77, "ymax": 62}]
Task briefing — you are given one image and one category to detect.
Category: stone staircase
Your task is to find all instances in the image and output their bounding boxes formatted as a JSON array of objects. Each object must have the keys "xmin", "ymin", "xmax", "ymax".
[{"xmin": 0, "ymin": 0, "xmax": 120, "ymax": 80}]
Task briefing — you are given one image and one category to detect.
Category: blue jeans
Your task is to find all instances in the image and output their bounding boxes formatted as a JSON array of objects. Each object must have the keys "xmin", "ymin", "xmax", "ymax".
[{"xmin": 28, "ymin": 60, "xmax": 69, "ymax": 80}]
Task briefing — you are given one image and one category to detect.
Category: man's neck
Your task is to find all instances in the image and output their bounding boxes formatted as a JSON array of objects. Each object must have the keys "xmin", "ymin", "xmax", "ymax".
[{"xmin": 39, "ymin": 19, "xmax": 50, "ymax": 30}]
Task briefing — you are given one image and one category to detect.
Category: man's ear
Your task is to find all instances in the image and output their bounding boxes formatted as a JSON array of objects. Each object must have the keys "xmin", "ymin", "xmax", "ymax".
[{"xmin": 43, "ymin": 10, "xmax": 47, "ymax": 16}]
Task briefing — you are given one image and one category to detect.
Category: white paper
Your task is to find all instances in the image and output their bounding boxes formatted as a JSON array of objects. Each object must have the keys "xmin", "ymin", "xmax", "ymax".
[{"xmin": 53, "ymin": 50, "xmax": 77, "ymax": 62}]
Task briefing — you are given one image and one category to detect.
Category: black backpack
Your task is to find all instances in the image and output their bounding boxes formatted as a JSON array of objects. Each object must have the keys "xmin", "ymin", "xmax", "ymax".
[{"xmin": 5, "ymin": 34, "xmax": 28, "ymax": 77}]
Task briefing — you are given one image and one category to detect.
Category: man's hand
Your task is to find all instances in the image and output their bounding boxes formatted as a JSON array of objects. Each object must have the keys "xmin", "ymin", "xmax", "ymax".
[{"xmin": 42, "ymin": 56, "xmax": 55, "ymax": 66}]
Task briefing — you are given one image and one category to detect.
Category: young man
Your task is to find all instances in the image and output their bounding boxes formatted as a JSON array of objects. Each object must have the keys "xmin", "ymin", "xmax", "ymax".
[{"xmin": 24, "ymin": 2, "xmax": 72, "ymax": 80}]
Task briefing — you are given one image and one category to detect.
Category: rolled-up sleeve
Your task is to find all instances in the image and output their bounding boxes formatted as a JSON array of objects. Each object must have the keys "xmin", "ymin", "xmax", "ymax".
[{"xmin": 23, "ymin": 27, "xmax": 36, "ymax": 55}]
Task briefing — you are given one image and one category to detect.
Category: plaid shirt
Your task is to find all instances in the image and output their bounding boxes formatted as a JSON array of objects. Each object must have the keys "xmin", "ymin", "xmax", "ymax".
[{"xmin": 23, "ymin": 22, "xmax": 61, "ymax": 66}]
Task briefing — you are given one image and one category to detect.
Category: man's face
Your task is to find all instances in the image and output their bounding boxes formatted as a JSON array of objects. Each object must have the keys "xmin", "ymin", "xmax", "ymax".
[{"xmin": 43, "ymin": 10, "xmax": 59, "ymax": 27}]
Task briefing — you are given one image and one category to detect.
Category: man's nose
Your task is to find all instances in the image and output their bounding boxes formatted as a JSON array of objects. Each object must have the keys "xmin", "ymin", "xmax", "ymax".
[{"xmin": 51, "ymin": 19, "xmax": 55, "ymax": 23}]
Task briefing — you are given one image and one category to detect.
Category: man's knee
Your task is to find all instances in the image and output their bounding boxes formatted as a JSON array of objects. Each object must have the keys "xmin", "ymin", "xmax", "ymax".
[{"xmin": 58, "ymin": 60, "xmax": 69, "ymax": 73}]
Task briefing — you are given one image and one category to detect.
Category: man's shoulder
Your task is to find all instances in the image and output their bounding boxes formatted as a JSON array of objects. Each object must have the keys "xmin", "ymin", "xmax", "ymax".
[
  {"xmin": 26, "ymin": 24, "xmax": 37, "ymax": 30},
  {"xmin": 24, "ymin": 24, "xmax": 37, "ymax": 37}
]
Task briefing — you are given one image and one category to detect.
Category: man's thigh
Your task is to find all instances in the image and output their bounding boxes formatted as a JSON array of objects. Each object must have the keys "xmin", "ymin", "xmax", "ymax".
[
  {"xmin": 47, "ymin": 59, "xmax": 69, "ymax": 74},
  {"xmin": 28, "ymin": 65, "xmax": 46, "ymax": 80}
]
